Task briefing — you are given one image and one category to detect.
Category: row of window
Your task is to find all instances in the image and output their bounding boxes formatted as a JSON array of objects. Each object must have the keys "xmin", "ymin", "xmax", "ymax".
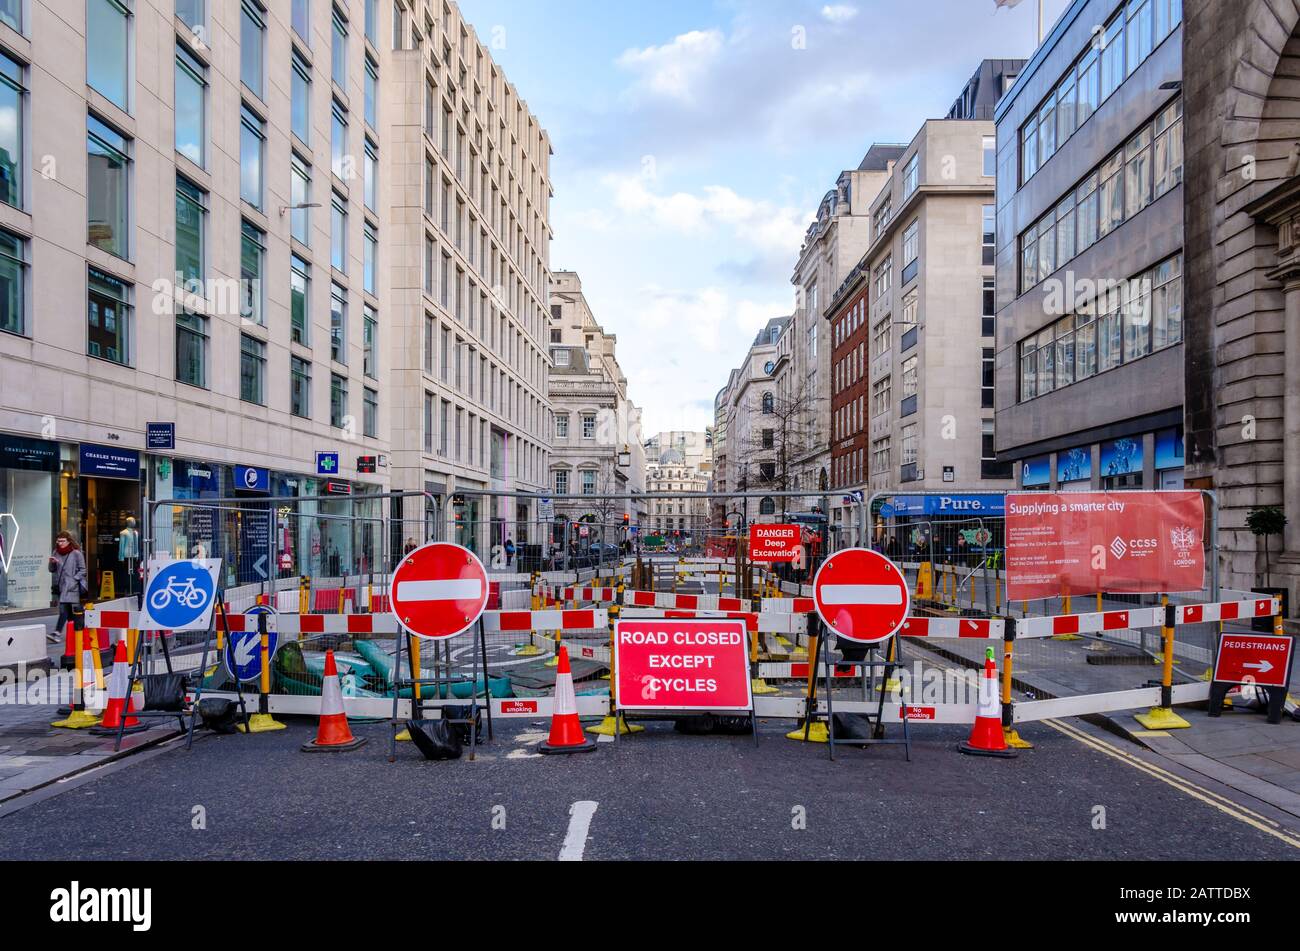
[
  {"xmin": 554, "ymin": 414, "xmax": 598, "ymax": 440},
  {"xmin": 421, "ymin": 392, "xmax": 542, "ymax": 480},
  {"xmin": 1020, "ymin": 99, "xmax": 1182, "ymax": 293},
  {"xmin": 1018, "ymin": 253, "xmax": 1184, "ymax": 402},
  {"xmin": 421, "ymin": 316, "xmax": 546, "ymax": 439},
  {"xmin": 1020, "ymin": 0, "xmax": 1182, "ymax": 184}
]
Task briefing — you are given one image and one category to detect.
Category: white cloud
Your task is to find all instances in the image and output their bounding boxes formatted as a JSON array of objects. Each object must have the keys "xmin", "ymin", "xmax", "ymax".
[
  {"xmin": 820, "ymin": 4, "xmax": 859, "ymax": 23},
  {"xmin": 616, "ymin": 29, "xmax": 724, "ymax": 103}
]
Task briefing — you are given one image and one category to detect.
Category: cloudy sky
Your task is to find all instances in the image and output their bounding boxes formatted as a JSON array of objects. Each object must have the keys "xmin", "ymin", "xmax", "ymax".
[{"xmin": 459, "ymin": 0, "xmax": 1071, "ymax": 438}]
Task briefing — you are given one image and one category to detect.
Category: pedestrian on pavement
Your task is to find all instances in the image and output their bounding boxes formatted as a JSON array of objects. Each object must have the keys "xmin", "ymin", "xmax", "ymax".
[
  {"xmin": 504, "ymin": 536, "xmax": 516, "ymax": 566},
  {"xmin": 48, "ymin": 531, "xmax": 87, "ymax": 643},
  {"xmin": 403, "ymin": 537, "xmax": 417, "ymax": 554}
]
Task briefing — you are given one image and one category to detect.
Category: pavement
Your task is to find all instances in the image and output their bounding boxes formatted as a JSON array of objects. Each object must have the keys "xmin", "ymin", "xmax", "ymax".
[{"xmin": 0, "ymin": 715, "xmax": 1298, "ymax": 860}]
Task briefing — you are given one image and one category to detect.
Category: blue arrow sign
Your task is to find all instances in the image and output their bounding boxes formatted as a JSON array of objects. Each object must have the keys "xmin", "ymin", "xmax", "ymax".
[{"xmin": 225, "ymin": 606, "xmax": 279, "ymax": 682}]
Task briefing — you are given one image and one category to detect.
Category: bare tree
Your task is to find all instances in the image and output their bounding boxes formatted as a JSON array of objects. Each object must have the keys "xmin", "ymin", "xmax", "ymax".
[{"xmin": 738, "ymin": 378, "xmax": 824, "ymax": 520}]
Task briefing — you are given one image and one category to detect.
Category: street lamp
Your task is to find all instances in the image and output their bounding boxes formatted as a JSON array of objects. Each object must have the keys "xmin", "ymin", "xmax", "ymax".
[{"xmin": 617, "ymin": 445, "xmax": 632, "ymax": 467}]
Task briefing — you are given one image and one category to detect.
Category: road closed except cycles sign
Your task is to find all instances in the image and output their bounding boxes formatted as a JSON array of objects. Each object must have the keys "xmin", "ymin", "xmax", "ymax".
[
  {"xmin": 1212, "ymin": 633, "xmax": 1294, "ymax": 688},
  {"xmin": 1005, "ymin": 491, "xmax": 1205, "ymax": 601},
  {"xmin": 749, "ymin": 524, "xmax": 800, "ymax": 562},
  {"xmin": 614, "ymin": 618, "xmax": 752, "ymax": 711}
]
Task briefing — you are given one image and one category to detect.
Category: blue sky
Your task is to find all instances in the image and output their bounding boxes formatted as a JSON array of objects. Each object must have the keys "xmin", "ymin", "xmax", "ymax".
[{"xmin": 459, "ymin": 0, "xmax": 1071, "ymax": 437}]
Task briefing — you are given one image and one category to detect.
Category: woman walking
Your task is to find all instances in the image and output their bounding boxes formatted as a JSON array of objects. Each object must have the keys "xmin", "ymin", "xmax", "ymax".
[{"xmin": 48, "ymin": 531, "xmax": 87, "ymax": 643}]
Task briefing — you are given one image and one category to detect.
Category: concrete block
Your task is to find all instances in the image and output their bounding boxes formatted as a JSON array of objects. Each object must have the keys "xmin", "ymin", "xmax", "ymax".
[{"xmin": 0, "ymin": 625, "xmax": 49, "ymax": 674}]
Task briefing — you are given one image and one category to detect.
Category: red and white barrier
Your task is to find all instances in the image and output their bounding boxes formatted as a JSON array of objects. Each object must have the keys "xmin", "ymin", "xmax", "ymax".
[
  {"xmin": 85, "ymin": 609, "xmax": 279, "ymax": 632},
  {"xmin": 899, "ymin": 617, "xmax": 1006, "ymax": 639},
  {"xmin": 1016, "ymin": 607, "xmax": 1163, "ymax": 640},
  {"xmin": 761, "ymin": 597, "xmax": 815, "ymax": 614},
  {"xmin": 1175, "ymin": 597, "xmax": 1277, "ymax": 625},
  {"xmin": 276, "ymin": 614, "xmax": 398, "ymax": 635},
  {"xmin": 618, "ymin": 607, "xmax": 806, "ymax": 634},
  {"xmin": 625, "ymin": 590, "xmax": 748, "ymax": 612},
  {"xmin": 562, "ymin": 586, "xmax": 618, "ymax": 603},
  {"xmin": 758, "ymin": 661, "xmax": 857, "ymax": 680},
  {"xmin": 482, "ymin": 609, "xmax": 608, "ymax": 632}
]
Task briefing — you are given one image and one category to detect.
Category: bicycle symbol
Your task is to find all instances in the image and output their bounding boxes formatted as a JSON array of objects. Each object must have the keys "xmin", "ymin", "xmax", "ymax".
[
  {"xmin": 148, "ymin": 576, "xmax": 208, "ymax": 611},
  {"xmin": 146, "ymin": 561, "xmax": 215, "ymax": 627}
]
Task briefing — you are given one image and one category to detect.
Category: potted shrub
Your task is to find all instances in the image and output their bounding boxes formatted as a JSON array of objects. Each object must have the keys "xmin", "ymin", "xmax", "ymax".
[{"xmin": 1246, "ymin": 506, "xmax": 1288, "ymax": 630}]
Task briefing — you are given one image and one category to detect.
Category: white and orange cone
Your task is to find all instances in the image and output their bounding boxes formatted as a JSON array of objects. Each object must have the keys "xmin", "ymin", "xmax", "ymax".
[
  {"xmin": 539, "ymin": 646, "xmax": 596, "ymax": 754},
  {"xmin": 301, "ymin": 650, "xmax": 367, "ymax": 752},
  {"xmin": 90, "ymin": 639, "xmax": 147, "ymax": 735},
  {"xmin": 958, "ymin": 648, "xmax": 1017, "ymax": 758}
]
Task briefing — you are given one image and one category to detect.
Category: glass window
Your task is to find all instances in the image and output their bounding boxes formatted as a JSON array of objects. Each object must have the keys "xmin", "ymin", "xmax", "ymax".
[
  {"xmin": 902, "ymin": 153, "xmax": 918, "ymax": 197},
  {"xmin": 982, "ymin": 204, "xmax": 995, "ymax": 265},
  {"xmin": 1056, "ymin": 75, "xmax": 1077, "ymax": 144},
  {"xmin": 241, "ymin": 1, "xmax": 265, "ymax": 99},
  {"xmin": 88, "ymin": 0, "xmax": 130, "ymax": 111},
  {"xmin": 0, "ymin": 0, "xmax": 20, "ymax": 32},
  {"xmin": 902, "ymin": 219, "xmax": 918, "ymax": 265},
  {"xmin": 363, "ymin": 305, "xmax": 377, "ymax": 377},
  {"xmin": 1038, "ymin": 98, "xmax": 1056, "ymax": 165},
  {"xmin": 1123, "ymin": 272, "xmax": 1152, "ymax": 362},
  {"xmin": 364, "ymin": 0, "xmax": 377, "ymax": 45},
  {"xmin": 290, "ymin": 253, "xmax": 310, "ymax": 345},
  {"xmin": 176, "ymin": 309, "xmax": 208, "ymax": 388},
  {"xmin": 364, "ymin": 387, "xmax": 378, "ymax": 438},
  {"xmin": 174, "ymin": 177, "xmax": 205, "ymax": 286},
  {"xmin": 291, "ymin": 53, "xmax": 311, "ymax": 144},
  {"xmin": 0, "ymin": 228, "xmax": 25, "ymax": 336},
  {"xmin": 982, "ymin": 135, "xmax": 995, "ymax": 177},
  {"xmin": 291, "ymin": 154, "xmax": 311, "ymax": 245},
  {"xmin": 0, "ymin": 53, "xmax": 23, "ymax": 209},
  {"xmin": 1153, "ymin": 99, "xmax": 1183, "ymax": 198},
  {"xmin": 239, "ymin": 105, "xmax": 264, "ymax": 209},
  {"xmin": 555, "ymin": 414, "xmax": 568, "ymax": 437},
  {"xmin": 1022, "ymin": 115, "xmax": 1038, "ymax": 180},
  {"xmin": 1125, "ymin": 126, "xmax": 1152, "ymax": 219},
  {"xmin": 363, "ymin": 222, "xmax": 377, "ymax": 295},
  {"xmin": 1077, "ymin": 47, "xmax": 1099, "ymax": 126},
  {"xmin": 331, "ymin": 9, "xmax": 347, "ymax": 88},
  {"xmin": 582, "ymin": 414, "xmax": 596, "ymax": 439},
  {"xmin": 87, "ymin": 116, "xmax": 130, "ymax": 259},
  {"xmin": 292, "ymin": 0, "xmax": 310, "ymax": 43},
  {"xmin": 240, "ymin": 334, "xmax": 265, "ymax": 405},
  {"xmin": 1098, "ymin": 151, "xmax": 1124, "ymax": 238},
  {"xmin": 240, "ymin": 220, "xmax": 264, "ymax": 326},
  {"xmin": 1055, "ymin": 317, "xmax": 1075, "ymax": 388},
  {"xmin": 175, "ymin": 0, "xmax": 203, "ymax": 31},
  {"xmin": 175, "ymin": 44, "xmax": 207, "ymax": 167},
  {"xmin": 330, "ymin": 282, "xmax": 347, "ymax": 364},
  {"xmin": 1126, "ymin": 0, "xmax": 1153, "ymax": 74},
  {"xmin": 291, "ymin": 355, "xmax": 311, "ymax": 417},
  {"xmin": 1036, "ymin": 213, "xmax": 1056, "ymax": 282},
  {"xmin": 331, "ymin": 192, "xmax": 347, "ymax": 271},
  {"xmin": 554, "ymin": 470, "xmax": 568, "ymax": 495},
  {"xmin": 363, "ymin": 139, "xmax": 377, "ymax": 211},
  {"xmin": 582, "ymin": 470, "xmax": 596, "ymax": 495},
  {"xmin": 900, "ymin": 355, "xmax": 918, "ymax": 398},
  {"xmin": 1075, "ymin": 309, "xmax": 1097, "ymax": 381},
  {"xmin": 1101, "ymin": 15, "xmax": 1125, "ymax": 100},
  {"xmin": 364, "ymin": 57, "xmax": 378, "ymax": 128},
  {"xmin": 331, "ymin": 102, "xmax": 348, "ymax": 179},
  {"xmin": 330, "ymin": 373, "xmax": 347, "ymax": 427},
  {"xmin": 1055, "ymin": 195, "xmax": 1076, "ymax": 265},
  {"xmin": 87, "ymin": 266, "xmax": 130, "ymax": 365},
  {"xmin": 1075, "ymin": 172, "xmax": 1099, "ymax": 253}
]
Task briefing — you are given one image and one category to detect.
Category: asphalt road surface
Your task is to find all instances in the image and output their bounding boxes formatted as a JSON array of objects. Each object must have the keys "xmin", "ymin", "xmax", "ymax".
[{"xmin": 2, "ymin": 714, "xmax": 1298, "ymax": 860}]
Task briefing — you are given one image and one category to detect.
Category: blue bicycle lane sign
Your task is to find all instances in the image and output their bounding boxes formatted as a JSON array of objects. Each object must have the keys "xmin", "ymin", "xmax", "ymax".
[{"xmin": 141, "ymin": 558, "xmax": 221, "ymax": 631}]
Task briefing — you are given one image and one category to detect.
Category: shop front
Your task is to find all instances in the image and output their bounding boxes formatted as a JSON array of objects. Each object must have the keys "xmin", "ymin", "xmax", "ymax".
[
  {"xmin": 78, "ymin": 443, "xmax": 144, "ymax": 601},
  {"xmin": 0, "ymin": 433, "xmax": 65, "ymax": 614}
]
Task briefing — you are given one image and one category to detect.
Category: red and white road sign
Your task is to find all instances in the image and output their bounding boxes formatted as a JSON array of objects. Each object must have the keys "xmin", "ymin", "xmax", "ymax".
[
  {"xmin": 389, "ymin": 541, "xmax": 489, "ymax": 640},
  {"xmin": 1212, "ymin": 632, "xmax": 1294, "ymax": 688},
  {"xmin": 749, "ymin": 524, "xmax": 800, "ymax": 562},
  {"xmin": 812, "ymin": 547, "xmax": 910, "ymax": 644}
]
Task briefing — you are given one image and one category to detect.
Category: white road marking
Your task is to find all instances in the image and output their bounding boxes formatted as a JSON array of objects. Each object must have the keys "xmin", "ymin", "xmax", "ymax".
[
  {"xmin": 819, "ymin": 584, "xmax": 902, "ymax": 606},
  {"xmin": 396, "ymin": 579, "xmax": 483, "ymax": 602},
  {"xmin": 559, "ymin": 800, "xmax": 599, "ymax": 861}
]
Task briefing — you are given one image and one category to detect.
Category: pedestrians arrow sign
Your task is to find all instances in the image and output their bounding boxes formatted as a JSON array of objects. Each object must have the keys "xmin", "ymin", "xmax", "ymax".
[
  {"xmin": 812, "ymin": 547, "xmax": 910, "ymax": 644},
  {"xmin": 389, "ymin": 541, "xmax": 489, "ymax": 640},
  {"xmin": 1212, "ymin": 632, "xmax": 1293, "ymax": 688}
]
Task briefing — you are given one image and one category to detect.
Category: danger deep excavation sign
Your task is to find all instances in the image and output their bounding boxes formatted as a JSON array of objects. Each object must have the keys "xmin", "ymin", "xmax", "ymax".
[
  {"xmin": 614, "ymin": 618, "xmax": 752, "ymax": 711},
  {"xmin": 749, "ymin": 524, "xmax": 800, "ymax": 562}
]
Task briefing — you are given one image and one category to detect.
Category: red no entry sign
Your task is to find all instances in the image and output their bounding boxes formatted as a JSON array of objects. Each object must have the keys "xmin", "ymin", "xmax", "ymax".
[
  {"xmin": 1212, "ymin": 632, "xmax": 1294, "ymax": 688},
  {"xmin": 812, "ymin": 547, "xmax": 910, "ymax": 644},
  {"xmin": 389, "ymin": 542, "xmax": 489, "ymax": 640}
]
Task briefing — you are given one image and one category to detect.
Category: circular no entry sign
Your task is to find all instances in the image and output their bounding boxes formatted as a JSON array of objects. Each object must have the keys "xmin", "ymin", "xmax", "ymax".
[
  {"xmin": 389, "ymin": 542, "xmax": 489, "ymax": 640},
  {"xmin": 812, "ymin": 547, "xmax": 910, "ymax": 644}
]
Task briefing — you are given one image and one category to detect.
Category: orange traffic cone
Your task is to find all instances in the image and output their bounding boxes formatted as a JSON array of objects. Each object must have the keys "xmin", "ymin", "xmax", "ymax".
[
  {"xmin": 302, "ymin": 650, "xmax": 367, "ymax": 752},
  {"xmin": 539, "ymin": 646, "xmax": 596, "ymax": 754},
  {"xmin": 958, "ymin": 648, "xmax": 1017, "ymax": 758},
  {"xmin": 90, "ymin": 640, "xmax": 146, "ymax": 735}
]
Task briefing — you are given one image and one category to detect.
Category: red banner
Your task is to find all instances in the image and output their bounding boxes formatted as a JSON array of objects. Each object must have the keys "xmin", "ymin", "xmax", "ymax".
[
  {"xmin": 614, "ymin": 619, "xmax": 752, "ymax": 711},
  {"xmin": 749, "ymin": 524, "xmax": 800, "ymax": 562},
  {"xmin": 1005, "ymin": 491, "xmax": 1205, "ymax": 600}
]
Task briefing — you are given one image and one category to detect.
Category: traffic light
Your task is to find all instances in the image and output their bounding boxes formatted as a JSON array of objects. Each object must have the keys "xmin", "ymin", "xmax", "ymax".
[{"xmin": 622, "ymin": 513, "xmax": 630, "ymax": 526}]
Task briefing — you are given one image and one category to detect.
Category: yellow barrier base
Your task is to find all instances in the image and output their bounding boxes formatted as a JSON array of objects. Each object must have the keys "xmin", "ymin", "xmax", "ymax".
[
  {"xmin": 1133, "ymin": 706, "xmax": 1191, "ymax": 730},
  {"xmin": 543, "ymin": 655, "xmax": 559, "ymax": 668},
  {"xmin": 1198, "ymin": 667, "xmax": 1213, "ymax": 681},
  {"xmin": 775, "ymin": 635, "xmax": 793, "ymax": 650},
  {"xmin": 513, "ymin": 643, "xmax": 544, "ymax": 657},
  {"xmin": 1051, "ymin": 633, "xmax": 1082, "ymax": 641},
  {"xmin": 751, "ymin": 678, "xmax": 779, "ymax": 696},
  {"xmin": 786, "ymin": 720, "xmax": 829, "ymax": 743},
  {"xmin": 237, "ymin": 713, "xmax": 287, "ymax": 733},
  {"xmin": 1003, "ymin": 727, "xmax": 1034, "ymax": 749},
  {"xmin": 882, "ymin": 677, "xmax": 902, "ymax": 693},
  {"xmin": 587, "ymin": 715, "xmax": 644, "ymax": 736},
  {"xmin": 51, "ymin": 709, "xmax": 102, "ymax": 730},
  {"xmin": 394, "ymin": 728, "xmax": 411, "ymax": 742}
]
